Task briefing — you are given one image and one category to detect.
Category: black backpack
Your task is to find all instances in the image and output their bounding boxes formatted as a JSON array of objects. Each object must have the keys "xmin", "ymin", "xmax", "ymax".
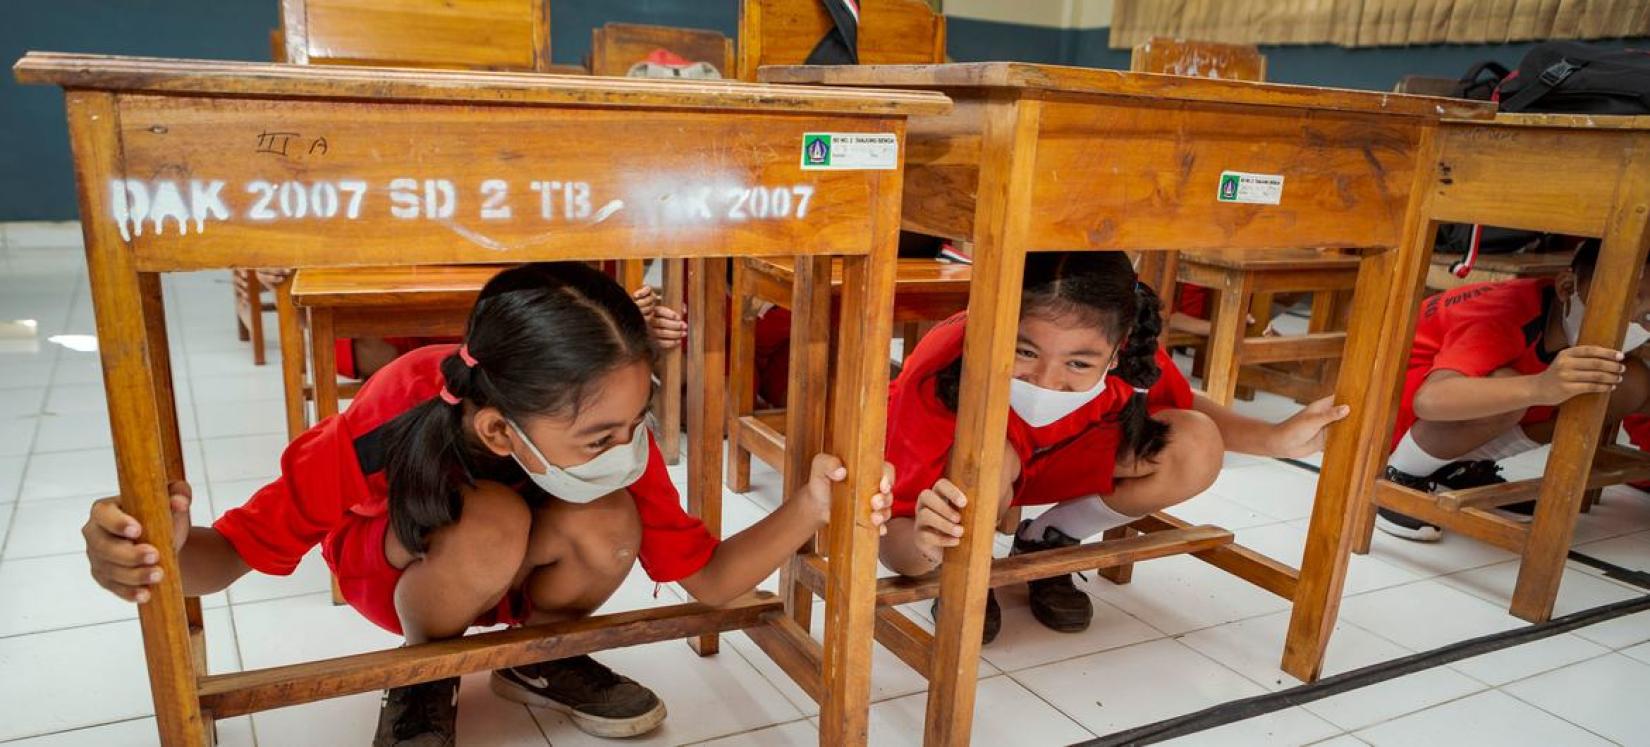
[{"xmin": 1438, "ymin": 41, "xmax": 1650, "ymax": 276}]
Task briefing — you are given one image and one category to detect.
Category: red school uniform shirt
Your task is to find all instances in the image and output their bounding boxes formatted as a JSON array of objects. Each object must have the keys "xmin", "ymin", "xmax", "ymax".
[
  {"xmin": 212, "ymin": 344, "xmax": 718, "ymax": 582},
  {"xmin": 885, "ymin": 312, "xmax": 1194, "ymax": 516},
  {"xmin": 1391, "ymin": 278, "xmax": 1559, "ymax": 449}
]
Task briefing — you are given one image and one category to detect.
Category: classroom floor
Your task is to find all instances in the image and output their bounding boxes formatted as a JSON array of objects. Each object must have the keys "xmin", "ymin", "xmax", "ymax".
[{"xmin": 2, "ymin": 222, "xmax": 1649, "ymax": 746}]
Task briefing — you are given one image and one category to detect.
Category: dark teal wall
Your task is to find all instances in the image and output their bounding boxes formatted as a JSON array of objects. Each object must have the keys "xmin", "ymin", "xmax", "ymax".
[{"xmin": 3, "ymin": 4, "xmax": 1644, "ymax": 220}]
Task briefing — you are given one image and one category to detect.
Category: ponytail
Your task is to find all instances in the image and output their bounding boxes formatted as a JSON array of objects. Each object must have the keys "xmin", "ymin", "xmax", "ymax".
[
  {"xmin": 1110, "ymin": 282, "xmax": 1171, "ymax": 462},
  {"xmin": 378, "ymin": 262, "xmax": 656, "ymax": 554}
]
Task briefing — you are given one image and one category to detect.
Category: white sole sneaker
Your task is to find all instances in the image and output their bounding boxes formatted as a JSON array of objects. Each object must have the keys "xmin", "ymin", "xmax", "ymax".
[
  {"xmin": 489, "ymin": 670, "xmax": 666, "ymax": 738},
  {"xmin": 1375, "ymin": 511, "xmax": 1443, "ymax": 542}
]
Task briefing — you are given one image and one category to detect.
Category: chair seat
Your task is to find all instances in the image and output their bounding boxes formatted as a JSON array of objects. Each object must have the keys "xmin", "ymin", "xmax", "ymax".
[
  {"xmin": 748, "ymin": 256, "xmax": 972, "ymax": 289},
  {"xmin": 289, "ymin": 265, "xmax": 504, "ymax": 307}
]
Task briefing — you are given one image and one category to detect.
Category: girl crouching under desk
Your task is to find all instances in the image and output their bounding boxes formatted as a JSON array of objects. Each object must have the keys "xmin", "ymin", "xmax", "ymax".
[
  {"xmin": 82, "ymin": 262, "xmax": 892, "ymax": 746},
  {"xmin": 879, "ymin": 251, "xmax": 1349, "ymax": 642}
]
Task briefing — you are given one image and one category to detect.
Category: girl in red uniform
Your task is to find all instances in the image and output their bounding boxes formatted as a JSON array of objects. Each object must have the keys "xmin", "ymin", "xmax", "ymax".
[
  {"xmin": 1377, "ymin": 242, "xmax": 1650, "ymax": 541},
  {"xmin": 878, "ymin": 252, "xmax": 1349, "ymax": 641},
  {"xmin": 82, "ymin": 263, "xmax": 891, "ymax": 746}
]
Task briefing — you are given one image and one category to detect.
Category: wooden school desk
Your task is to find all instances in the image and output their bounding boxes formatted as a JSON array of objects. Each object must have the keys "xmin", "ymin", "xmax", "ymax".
[
  {"xmin": 1359, "ymin": 113, "xmax": 1650, "ymax": 623},
  {"xmin": 16, "ymin": 51, "xmax": 947, "ymax": 746},
  {"xmin": 761, "ymin": 62, "xmax": 1493, "ymax": 743}
]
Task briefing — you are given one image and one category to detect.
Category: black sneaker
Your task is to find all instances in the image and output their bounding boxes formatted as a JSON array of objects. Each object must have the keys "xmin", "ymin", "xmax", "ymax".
[
  {"xmin": 930, "ymin": 589, "xmax": 1002, "ymax": 645},
  {"xmin": 1376, "ymin": 466, "xmax": 1444, "ymax": 542},
  {"xmin": 373, "ymin": 677, "xmax": 458, "ymax": 747},
  {"xmin": 1013, "ymin": 521, "xmax": 1094, "ymax": 633},
  {"xmin": 491, "ymin": 655, "xmax": 666, "ymax": 737}
]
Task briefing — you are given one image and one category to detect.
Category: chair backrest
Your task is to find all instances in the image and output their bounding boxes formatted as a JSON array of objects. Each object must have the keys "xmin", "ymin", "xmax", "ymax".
[
  {"xmin": 589, "ymin": 22, "xmax": 734, "ymax": 77},
  {"xmin": 1130, "ymin": 36, "xmax": 1266, "ymax": 82},
  {"xmin": 738, "ymin": 0, "xmax": 946, "ymax": 82},
  {"xmin": 279, "ymin": 0, "xmax": 552, "ymax": 71}
]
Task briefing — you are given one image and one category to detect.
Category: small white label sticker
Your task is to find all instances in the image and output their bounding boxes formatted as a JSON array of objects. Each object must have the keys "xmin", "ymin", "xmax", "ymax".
[
  {"xmin": 800, "ymin": 133, "xmax": 899, "ymax": 170},
  {"xmin": 1216, "ymin": 171, "xmax": 1284, "ymax": 205}
]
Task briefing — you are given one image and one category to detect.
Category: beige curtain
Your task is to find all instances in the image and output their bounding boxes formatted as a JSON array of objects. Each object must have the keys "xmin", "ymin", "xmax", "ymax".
[{"xmin": 1110, "ymin": 0, "xmax": 1650, "ymax": 48}]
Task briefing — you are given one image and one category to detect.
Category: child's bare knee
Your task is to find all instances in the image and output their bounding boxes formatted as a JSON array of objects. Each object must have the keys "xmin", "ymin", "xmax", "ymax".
[
  {"xmin": 426, "ymin": 481, "xmax": 532, "ymax": 585},
  {"xmin": 1157, "ymin": 409, "xmax": 1223, "ymax": 495}
]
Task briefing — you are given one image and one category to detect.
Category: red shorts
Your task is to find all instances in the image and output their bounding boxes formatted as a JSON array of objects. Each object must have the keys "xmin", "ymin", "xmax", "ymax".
[
  {"xmin": 322, "ymin": 510, "xmax": 530, "ymax": 636},
  {"xmin": 1390, "ymin": 365, "xmax": 1556, "ymax": 452},
  {"xmin": 1176, "ymin": 284, "xmax": 1211, "ymax": 320}
]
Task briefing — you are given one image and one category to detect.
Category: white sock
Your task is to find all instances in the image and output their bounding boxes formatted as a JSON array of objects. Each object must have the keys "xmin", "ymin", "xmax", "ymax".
[
  {"xmin": 1459, "ymin": 426, "xmax": 1541, "ymax": 463},
  {"xmin": 1387, "ymin": 432, "xmax": 1451, "ymax": 477},
  {"xmin": 1021, "ymin": 495, "xmax": 1135, "ymax": 542}
]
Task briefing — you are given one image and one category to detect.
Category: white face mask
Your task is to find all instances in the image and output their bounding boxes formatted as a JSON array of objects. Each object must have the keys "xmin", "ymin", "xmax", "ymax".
[
  {"xmin": 1564, "ymin": 291, "xmax": 1650, "ymax": 352},
  {"xmin": 1009, "ymin": 377, "xmax": 1108, "ymax": 427},
  {"xmin": 506, "ymin": 419, "xmax": 649, "ymax": 504}
]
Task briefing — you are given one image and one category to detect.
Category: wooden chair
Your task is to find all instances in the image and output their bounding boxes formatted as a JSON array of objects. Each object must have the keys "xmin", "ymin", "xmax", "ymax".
[
  {"xmin": 22, "ymin": 50, "xmax": 944, "ymax": 746},
  {"xmin": 280, "ymin": 0, "xmax": 552, "ymax": 71},
  {"xmin": 588, "ymin": 22, "xmax": 736, "ymax": 466},
  {"xmin": 737, "ymin": 0, "xmax": 946, "ymax": 81},
  {"xmin": 726, "ymin": 257, "xmax": 970, "ymax": 492},
  {"xmin": 1426, "ymin": 250, "xmax": 1575, "ymax": 294},
  {"xmin": 1357, "ymin": 113, "xmax": 1650, "ymax": 625},
  {"xmin": 1174, "ymin": 249, "xmax": 1361, "ymax": 405},
  {"xmin": 231, "ymin": 270, "xmax": 270, "ymax": 365},
  {"xmin": 1132, "ymin": 38, "xmax": 1359, "ymax": 405}
]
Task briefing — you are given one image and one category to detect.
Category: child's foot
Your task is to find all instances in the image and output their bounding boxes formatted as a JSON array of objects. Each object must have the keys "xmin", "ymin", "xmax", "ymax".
[
  {"xmin": 1012, "ymin": 522, "xmax": 1093, "ymax": 632},
  {"xmin": 1377, "ymin": 466, "xmax": 1444, "ymax": 542},
  {"xmin": 374, "ymin": 676, "xmax": 459, "ymax": 747},
  {"xmin": 491, "ymin": 655, "xmax": 666, "ymax": 737},
  {"xmin": 930, "ymin": 589, "xmax": 1002, "ymax": 644}
]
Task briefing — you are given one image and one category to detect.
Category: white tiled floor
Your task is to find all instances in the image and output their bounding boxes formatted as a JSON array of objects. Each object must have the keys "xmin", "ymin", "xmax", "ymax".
[{"xmin": 2, "ymin": 221, "xmax": 1650, "ymax": 745}]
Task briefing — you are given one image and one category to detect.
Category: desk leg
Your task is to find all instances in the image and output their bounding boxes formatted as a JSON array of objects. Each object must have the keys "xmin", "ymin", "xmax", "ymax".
[
  {"xmin": 1283, "ymin": 126, "xmax": 1441, "ymax": 682},
  {"xmin": 661, "ymin": 258, "xmax": 686, "ymax": 465},
  {"xmin": 781, "ymin": 258, "xmax": 832, "ymax": 635},
  {"xmin": 1512, "ymin": 162, "xmax": 1650, "ymax": 621},
  {"xmin": 686, "ymin": 258, "xmax": 728, "ymax": 656},
  {"xmin": 925, "ymin": 98, "xmax": 1041, "ymax": 746},
  {"xmin": 71, "ymin": 89, "xmax": 208, "ymax": 747},
  {"xmin": 276, "ymin": 279, "xmax": 307, "ymax": 441}
]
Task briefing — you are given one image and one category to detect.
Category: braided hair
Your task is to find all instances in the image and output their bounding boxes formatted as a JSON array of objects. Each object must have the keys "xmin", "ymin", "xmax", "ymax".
[
  {"xmin": 933, "ymin": 251, "xmax": 1170, "ymax": 461},
  {"xmin": 378, "ymin": 262, "xmax": 656, "ymax": 553}
]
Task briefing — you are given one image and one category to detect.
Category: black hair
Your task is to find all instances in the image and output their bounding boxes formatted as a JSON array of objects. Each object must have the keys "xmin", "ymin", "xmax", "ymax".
[
  {"xmin": 379, "ymin": 262, "xmax": 656, "ymax": 554},
  {"xmin": 933, "ymin": 251, "xmax": 1171, "ymax": 462},
  {"xmin": 1570, "ymin": 238, "xmax": 1603, "ymax": 281}
]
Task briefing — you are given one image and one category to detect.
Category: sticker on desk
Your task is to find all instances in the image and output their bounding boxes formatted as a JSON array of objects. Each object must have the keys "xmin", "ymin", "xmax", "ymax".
[
  {"xmin": 800, "ymin": 133, "xmax": 899, "ymax": 171},
  {"xmin": 1216, "ymin": 171, "xmax": 1284, "ymax": 205}
]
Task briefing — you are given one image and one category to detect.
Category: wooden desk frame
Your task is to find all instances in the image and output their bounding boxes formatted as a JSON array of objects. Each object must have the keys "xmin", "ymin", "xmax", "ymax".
[
  {"xmin": 762, "ymin": 62, "xmax": 1492, "ymax": 744},
  {"xmin": 17, "ymin": 51, "xmax": 947, "ymax": 747},
  {"xmin": 1358, "ymin": 113, "xmax": 1650, "ymax": 622}
]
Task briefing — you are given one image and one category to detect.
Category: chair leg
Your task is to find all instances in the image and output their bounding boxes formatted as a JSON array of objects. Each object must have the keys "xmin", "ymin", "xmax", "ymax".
[
  {"xmin": 725, "ymin": 261, "xmax": 755, "ymax": 493},
  {"xmin": 234, "ymin": 270, "xmax": 251, "ymax": 342},
  {"xmin": 1096, "ymin": 526, "xmax": 1138, "ymax": 585},
  {"xmin": 248, "ymin": 276, "xmax": 267, "ymax": 367},
  {"xmin": 1203, "ymin": 276, "xmax": 1251, "ymax": 407},
  {"xmin": 659, "ymin": 259, "xmax": 685, "ymax": 465}
]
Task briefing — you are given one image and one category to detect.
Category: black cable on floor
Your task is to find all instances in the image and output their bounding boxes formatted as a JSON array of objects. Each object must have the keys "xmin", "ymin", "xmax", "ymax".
[{"xmin": 1074, "ymin": 590, "xmax": 1650, "ymax": 746}]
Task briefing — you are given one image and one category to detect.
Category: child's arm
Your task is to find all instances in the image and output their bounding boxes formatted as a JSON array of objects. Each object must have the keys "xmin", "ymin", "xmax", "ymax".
[
  {"xmin": 1413, "ymin": 345, "xmax": 1625, "ymax": 422},
  {"xmin": 83, "ymin": 481, "xmax": 250, "ymax": 603},
  {"xmin": 1192, "ymin": 393, "xmax": 1350, "ymax": 458},
  {"xmin": 676, "ymin": 455, "xmax": 893, "ymax": 607}
]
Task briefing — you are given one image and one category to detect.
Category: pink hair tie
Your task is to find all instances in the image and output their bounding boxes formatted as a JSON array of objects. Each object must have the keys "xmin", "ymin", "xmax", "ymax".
[
  {"xmin": 458, "ymin": 345, "xmax": 478, "ymax": 368},
  {"xmin": 438, "ymin": 387, "xmax": 460, "ymax": 405}
]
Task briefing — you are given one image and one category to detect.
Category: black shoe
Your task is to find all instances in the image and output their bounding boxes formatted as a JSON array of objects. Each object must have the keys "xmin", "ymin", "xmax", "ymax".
[
  {"xmin": 491, "ymin": 655, "xmax": 666, "ymax": 738},
  {"xmin": 1376, "ymin": 467, "xmax": 1444, "ymax": 542},
  {"xmin": 930, "ymin": 589, "xmax": 1002, "ymax": 645},
  {"xmin": 1013, "ymin": 521, "xmax": 1094, "ymax": 633},
  {"xmin": 374, "ymin": 677, "xmax": 458, "ymax": 747}
]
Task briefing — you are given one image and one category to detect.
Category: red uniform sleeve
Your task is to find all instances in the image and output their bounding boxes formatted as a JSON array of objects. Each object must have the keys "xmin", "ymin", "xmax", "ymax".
[
  {"xmin": 1428, "ymin": 320, "xmax": 1530, "ymax": 379},
  {"xmin": 631, "ymin": 433, "xmax": 719, "ymax": 583},
  {"xmin": 211, "ymin": 416, "xmax": 366, "ymax": 576}
]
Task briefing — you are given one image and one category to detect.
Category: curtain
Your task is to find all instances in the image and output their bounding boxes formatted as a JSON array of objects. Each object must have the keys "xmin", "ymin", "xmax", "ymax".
[{"xmin": 1109, "ymin": 0, "xmax": 1650, "ymax": 48}]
